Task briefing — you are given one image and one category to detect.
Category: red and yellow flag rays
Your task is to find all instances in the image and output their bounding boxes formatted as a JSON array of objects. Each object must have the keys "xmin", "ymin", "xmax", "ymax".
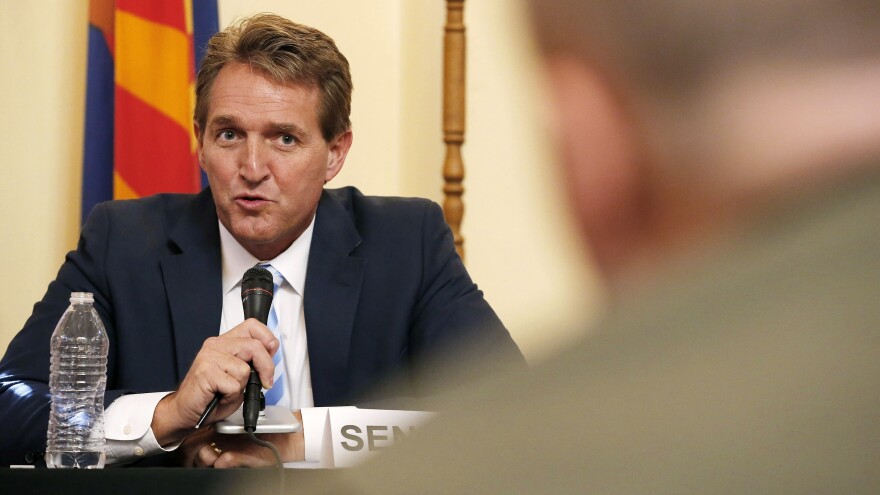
[
  {"xmin": 114, "ymin": 0, "xmax": 199, "ymax": 199},
  {"xmin": 82, "ymin": 0, "xmax": 217, "ymax": 223}
]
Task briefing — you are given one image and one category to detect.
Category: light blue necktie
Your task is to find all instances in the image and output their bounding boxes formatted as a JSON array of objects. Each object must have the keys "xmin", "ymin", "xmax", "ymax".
[{"xmin": 260, "ymin": 264, "xmax": 286, "ymax": 406}]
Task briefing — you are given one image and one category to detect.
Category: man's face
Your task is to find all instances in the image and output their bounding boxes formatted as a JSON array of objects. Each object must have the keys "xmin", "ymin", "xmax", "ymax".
[{"xmin": 196, "ymin": 62, "xmax": 351, "ymax": 260}]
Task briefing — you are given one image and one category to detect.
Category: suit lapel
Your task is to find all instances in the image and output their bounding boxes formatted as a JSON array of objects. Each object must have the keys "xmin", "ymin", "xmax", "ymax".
[
  {"xmin": 159, "ymin": 189, "xmax": 223, "ymax": 382},
  {"xmin": 304, "ymin": 191, "xmax": 365, "ymax": 405}
]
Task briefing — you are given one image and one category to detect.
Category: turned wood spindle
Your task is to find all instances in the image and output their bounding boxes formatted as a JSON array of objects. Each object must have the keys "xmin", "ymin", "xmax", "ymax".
[{"xmin": 443, "ymin": 0, "xmax": 466, "ymax": 260}]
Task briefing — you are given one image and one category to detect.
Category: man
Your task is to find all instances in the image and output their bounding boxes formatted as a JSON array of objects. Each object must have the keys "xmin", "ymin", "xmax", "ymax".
[
  {"xmin": 0, "ymin": 14, "xmax": 521, "ymax": 467},
  {"xmin": 317, "ymin": 0, "xmax": 880, "ymax": 492}
]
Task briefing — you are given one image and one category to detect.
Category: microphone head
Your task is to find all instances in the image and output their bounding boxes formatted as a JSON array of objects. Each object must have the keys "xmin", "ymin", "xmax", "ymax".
[
  {"xmin": 241, "ymin": 266, "xmax": 274, "ymax": 298},
  {"xmin": 241, "ymin": 266, "xmax": 274, "ymax": 324}
]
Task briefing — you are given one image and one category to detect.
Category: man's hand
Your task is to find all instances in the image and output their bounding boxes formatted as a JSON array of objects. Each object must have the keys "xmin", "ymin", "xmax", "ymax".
[
  {"xmin": 178, "ymin": 411, "xmax": 305, "ymax": 468},
  {"xmin": 151, "ymin": 319, "xmax": 279, "ymax": 447}
]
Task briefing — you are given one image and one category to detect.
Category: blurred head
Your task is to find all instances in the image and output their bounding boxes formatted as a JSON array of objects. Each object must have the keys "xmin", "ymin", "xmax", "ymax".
[
  {"xmin": 195, "ymin": 13, "xmax": 352, "ymax": 142},
  {"xmin": 526, "ymin": 0, "xmax": 880, "ymax": 287}
]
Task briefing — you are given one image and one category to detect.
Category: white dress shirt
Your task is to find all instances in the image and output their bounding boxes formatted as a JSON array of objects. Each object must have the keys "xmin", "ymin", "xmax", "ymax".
[
  {"xmin": 103, "ymin": 217, "xmax": 316, "ymax": 463},
  {"xmin": 218, "ymin": 218, "xmax": 315, "ymax": 410}
]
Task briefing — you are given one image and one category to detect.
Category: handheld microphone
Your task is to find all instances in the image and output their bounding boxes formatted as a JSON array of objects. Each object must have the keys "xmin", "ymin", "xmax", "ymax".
[
  {"xmin": 194, "ymin": 266, "xmax": 276, "ymax": 431},
  {"xmin": 241, "ymin": 266, "xmax": 274, "ymax": 433}
]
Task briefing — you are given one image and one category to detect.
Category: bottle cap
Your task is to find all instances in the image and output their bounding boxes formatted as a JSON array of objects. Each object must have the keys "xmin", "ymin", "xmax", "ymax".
[{"xmin": 70, "ymin": 292, "xmax": 95, "ymax": 304}]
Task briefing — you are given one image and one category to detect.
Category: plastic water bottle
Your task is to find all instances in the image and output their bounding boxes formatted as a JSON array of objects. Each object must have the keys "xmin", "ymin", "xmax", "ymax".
[{"xmin": 45, "ymin": 292, "xmax": 109, "ymax": 469}]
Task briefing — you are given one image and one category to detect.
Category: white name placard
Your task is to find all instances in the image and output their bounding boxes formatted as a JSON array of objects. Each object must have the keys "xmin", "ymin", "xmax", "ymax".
[{"xmin": 290, "ymin": 406, "xmax": 435, "ymax": 468}]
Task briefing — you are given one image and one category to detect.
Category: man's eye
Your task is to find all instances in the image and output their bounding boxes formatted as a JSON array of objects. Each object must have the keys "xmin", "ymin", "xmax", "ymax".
[
  {"xmin": 280, "ymin": 134, "xmax": 295, "ymax": 145},
  {"xmin": 220, "ymin": 130, "xmax": 235, "ymax": 140}
]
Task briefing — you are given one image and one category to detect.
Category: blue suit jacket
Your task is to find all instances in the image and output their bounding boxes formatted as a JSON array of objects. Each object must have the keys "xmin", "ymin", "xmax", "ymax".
[{"xmin": 0, "ymin": 187, "xmax": 521, "ymax": 466}]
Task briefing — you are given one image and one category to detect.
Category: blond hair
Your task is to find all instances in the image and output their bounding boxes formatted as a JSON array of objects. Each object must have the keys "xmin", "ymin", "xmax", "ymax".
[{"xmin": 194, "ymin": 13, "xmax": 352, "ymax": 141}]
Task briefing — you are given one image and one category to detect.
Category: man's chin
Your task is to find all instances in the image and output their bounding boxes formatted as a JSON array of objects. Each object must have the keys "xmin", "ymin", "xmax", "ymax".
[{"xmin": 231, "ymin": 229, "xmax": 296, "ymax": 260}]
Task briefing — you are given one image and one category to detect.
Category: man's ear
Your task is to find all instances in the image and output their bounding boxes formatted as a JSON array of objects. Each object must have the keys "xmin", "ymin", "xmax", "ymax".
[
  {"xmin": 544, "ymin": 54, "xmax": 645, "ymax": 275},
  {"xmin": 193, "ymin": 121, "xmax": 206, "ymax": 171},
  {"xmin": 325, "ymin": 129, "xmax": 353, "ymax": 182}
]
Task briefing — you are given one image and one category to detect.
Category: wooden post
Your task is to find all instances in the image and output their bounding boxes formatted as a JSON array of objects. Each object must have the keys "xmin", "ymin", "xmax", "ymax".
[{"xmin": 443, "ymin": 0, "xmax": 466, "ymax": 260}]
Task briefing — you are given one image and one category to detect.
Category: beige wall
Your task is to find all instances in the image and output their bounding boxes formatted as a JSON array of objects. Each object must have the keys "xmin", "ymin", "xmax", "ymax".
[
  {"xmin": 0, "ymin": 0, "xmax": 601, "ymax": 363},
  {"xmin": 0, "ymin": 2, "xmax": 89, "ymax": 352}
]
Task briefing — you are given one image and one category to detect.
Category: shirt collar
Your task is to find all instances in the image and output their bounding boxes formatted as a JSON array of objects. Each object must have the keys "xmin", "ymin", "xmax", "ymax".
[{"xmin": 219, "ymin": 217, "xmax": 315, "ymax": 297}]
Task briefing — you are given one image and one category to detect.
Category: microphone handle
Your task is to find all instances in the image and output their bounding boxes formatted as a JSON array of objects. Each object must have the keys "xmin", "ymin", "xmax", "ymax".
[
  {"xmin": 243, "ymin": 367, "xmax": 262, "ymax": 432},
  {"xmin": 242, "ymin": 287, "xmax": 273, "ymax": 432}
]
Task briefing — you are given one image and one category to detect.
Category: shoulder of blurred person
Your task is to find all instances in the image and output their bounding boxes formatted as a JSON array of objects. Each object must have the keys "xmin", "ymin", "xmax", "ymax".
[{"xmin": 316, "ymin": 166, "xmax": 880, "ymax": 494}]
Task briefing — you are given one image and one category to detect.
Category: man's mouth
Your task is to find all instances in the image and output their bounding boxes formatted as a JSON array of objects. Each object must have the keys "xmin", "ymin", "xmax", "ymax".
[{"xmin": 235, "ymin": 194, "xmax": 270, "ymax": 209}]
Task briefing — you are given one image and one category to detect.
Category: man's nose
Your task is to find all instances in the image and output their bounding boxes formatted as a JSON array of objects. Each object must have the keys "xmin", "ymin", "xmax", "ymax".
[{"xmin": 239, "ymin": 138, "xmax": 271, "ymax": 183}]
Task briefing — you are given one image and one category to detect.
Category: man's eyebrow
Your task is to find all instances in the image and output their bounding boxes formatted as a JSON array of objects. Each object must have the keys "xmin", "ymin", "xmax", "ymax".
[
  {"xmin": 208, "ymin": 115, "xmax": 239, "ymax": 128},
  {"xmin": 207, "ymin": 116, "xmax": 308, "ymax": 136},
  {"xmin": 270, "ymin": 122, "xmax": 307, "ymax": 136}
]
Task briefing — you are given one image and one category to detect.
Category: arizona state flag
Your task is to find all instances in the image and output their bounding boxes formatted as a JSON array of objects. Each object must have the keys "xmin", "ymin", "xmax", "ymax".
[{"xmin": 81, "ymin": 0, "xmax": 218, "ymax": 225}]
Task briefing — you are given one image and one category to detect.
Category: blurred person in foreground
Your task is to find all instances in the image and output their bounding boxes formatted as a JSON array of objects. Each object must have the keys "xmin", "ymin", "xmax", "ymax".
[
  {"xmin": 0, "ymin": 13, "xmax": 522, "ymax": 468},
  {"xmin": 306, "ymin": 0, "xmax": 880, "ymax": 492}
]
